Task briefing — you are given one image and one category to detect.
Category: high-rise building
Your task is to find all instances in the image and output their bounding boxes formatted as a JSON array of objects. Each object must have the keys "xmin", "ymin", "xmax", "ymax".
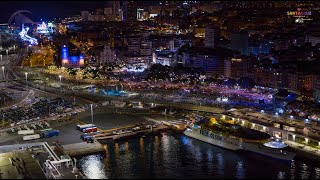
[
  {"xmin": 112, "ymin": 1, "xmax": 120, "ymax": 15},
  {"xmin": 81, "ymin": 11, "xmax": 90, "ymax": 21},
  {"xmin": 204, "ymin": 25, "xmax": 215, "ymax": 48},
  {"xmin": 224, "ymin": 59, "xmax": 231, "ymax": 78},
  {"xmin": 122, "ymin": 1, "xmax": 137, "ymax": 23},
  {"xmin": 169, "ymin": 40, "xmax": 175, "ymax": 52},
  {"xmin": 128, "ymin": 36, "xmax": 141, "ymax": 54},
  {"xmin": 100, "ymin": 44, "xmax": 117, "ymax": 65},
  {"xmin": 140, "ymin": 41, "xmax": 152, "ymax": 56},
  {"xmin": 231, "ymin": 31, "xmax": 248, "ymax": 55},
  {"xmin": 140, "ymin": 30, "xmax": 150, "ymax": 41},
  {"xmin": 140, "ymin": 41, "xmax": 153, "ymax": 64}
]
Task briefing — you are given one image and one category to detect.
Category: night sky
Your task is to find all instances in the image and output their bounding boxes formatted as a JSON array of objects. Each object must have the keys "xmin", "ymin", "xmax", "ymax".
[{"xmin": 0, "ymin": 1, "xmax": 106, "ymax": 23}]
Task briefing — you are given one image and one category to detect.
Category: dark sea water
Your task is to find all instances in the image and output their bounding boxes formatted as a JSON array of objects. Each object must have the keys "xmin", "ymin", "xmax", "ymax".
[{"xmin": 77, "ymin": 132, "xmax": 320, "ymax": 179}]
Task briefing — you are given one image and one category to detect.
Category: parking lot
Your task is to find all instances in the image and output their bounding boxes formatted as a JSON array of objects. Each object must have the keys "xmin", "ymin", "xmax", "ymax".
[{"xmin": 1, "ymin": 96, "xmax": 76, "ymax": 126}]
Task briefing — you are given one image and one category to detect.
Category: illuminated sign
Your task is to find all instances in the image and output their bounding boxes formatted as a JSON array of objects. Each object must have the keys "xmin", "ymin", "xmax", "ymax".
[
  {"xmin": 19, "ymin": 26, "xmax": 38, "ymax": 45},
  {"xmin": 231, "ymin": 58, "xmax": 242, "ymax": 62},
  {"xmin": 287, "ymin": 11, "xmax": 311, "ymax": 16},
  {"xmin": 287, "ymin": 8, "xmax": 312, "ymax": 23}
]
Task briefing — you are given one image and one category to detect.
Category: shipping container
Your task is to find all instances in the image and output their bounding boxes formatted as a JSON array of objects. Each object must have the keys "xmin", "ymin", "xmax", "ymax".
[
  {"xmin": 18, "ymin": 129, "xmax": 35, "ymax": 135},
  {"xmin": 77, "ymin": 124, "xmax": 95, "ymax": 130},
  {"xmin": 41, "ymin": 129, "xmax": 60, "ymax": 138},
  {"xmin": 82, "ymin": 126, "xmax": 98, "ymax": 133},
  {"xmin": 23, "ymin": 134, "xmax": 40, "ymax": 140}
]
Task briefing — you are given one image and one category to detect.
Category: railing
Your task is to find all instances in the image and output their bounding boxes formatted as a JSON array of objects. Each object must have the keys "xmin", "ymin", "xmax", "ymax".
[{"xmin": 43, "ymin": 142, "xmax": 60, "ymax": 161}]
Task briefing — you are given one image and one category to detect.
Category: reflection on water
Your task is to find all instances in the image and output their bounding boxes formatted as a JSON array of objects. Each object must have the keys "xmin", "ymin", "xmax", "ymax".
[
  {"xmin": 79, "ymin": 155, "xmax": 107, "ymax": 179},
  {"xmin": 78, "ymin": 133, "xmax": 320, "ymax": 179},
  {"xmin": 301, "ymin": 163, "xmax": 310, "ymax": 179},
  {"xmin": 315, "ymin": 168, "xmax": 320, "ymax": 179},
  {"xmin": 236, "ymin": 161, "xmax": 245, "ymax": 179}
]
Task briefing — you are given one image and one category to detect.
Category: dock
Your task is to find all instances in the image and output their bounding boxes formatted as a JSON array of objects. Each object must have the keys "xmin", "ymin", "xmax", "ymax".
[
  {"xmin": 93, "ymin": 124, "xmax": 170, "ymax": 143},
  {"xmin": 60, "ymin": 142, "xmax": 105, "ymax": 156},
  {"xmin": 285, "ymin": 140, "xmax": 320, "ymax": 160},
  {"xmin": 0, "ymin": 150, "xmax": 47, "ymax": 179}
]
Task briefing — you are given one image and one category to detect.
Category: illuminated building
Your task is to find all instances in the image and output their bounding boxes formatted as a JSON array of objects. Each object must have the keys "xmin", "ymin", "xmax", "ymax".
[
  {"xmin": 254, "ymin": 68, "xmax": 283, "ymax": 89},
  {"xmin": 230, "ymin": 56, "xmax": 254, "ymax": 79},
  {"xmin": 127, "ymin": 36, "xmax": 141, "ymax": 54},
  {"xmin": 248, "ymin": 41, "xmax": 270, "ymax": 57},
  {"xmin": 36, "ymin": 22, "xmax": 49, "ymax": 34},
  {"xmin": 137, "ymin": 8, "xmax": 146, "ymax": 21},
  {"xmin": 122, "ymin": 1, "xmax": 137, "ymax": 23},
  {"xmin": 204, "ymin": 25, "xmax": 215, "ymax": 48},
  {"xmin": 314, "ymin": 76, "xmax": 320, "ymax": 102},
  {"xmin": 81, "ymin": 11, "xmax": 90, "ymax": 21},
  {"xmin": 99, "ymin": 44, "xmax": 117, "ymax": 65},
  {"xmin": 305, "ymin": 34, "xmax": 320, "ymax": 46},
  {"xmin": 231, "ymin": 31, "xmax": 248, "ymax": 55},
  {"xmin": 154, "ymin": 51, "xmax": 175, "ymax": 66},
  {"xmin": 183, "ymin": 53, "xmax": 223, "ymax": 76},
  {"xmin": 182, "ymin": 47, "xmax": 234, "ymax": 76},
  {"xmin": 224, "ymin": 59, "xmax": 231, "ymax": 78},
  {"xmin": 140, "ymin": 41, "xmax": 152, "ymax": 56},
  {"xmin": 61, "ymin": 45, "xmax": 85, "ymax": 68}
]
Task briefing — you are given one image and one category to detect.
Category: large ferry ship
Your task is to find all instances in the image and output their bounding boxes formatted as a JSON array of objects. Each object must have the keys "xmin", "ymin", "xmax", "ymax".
[{"xmin": 184, "ymin": 121, "xmax": 296, "ymax": 161}]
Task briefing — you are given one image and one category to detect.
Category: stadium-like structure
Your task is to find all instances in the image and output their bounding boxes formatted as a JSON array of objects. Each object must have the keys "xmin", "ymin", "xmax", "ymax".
[{"xmin": 8, "ymin": 10, "xmax": 35, "ymax": 27}]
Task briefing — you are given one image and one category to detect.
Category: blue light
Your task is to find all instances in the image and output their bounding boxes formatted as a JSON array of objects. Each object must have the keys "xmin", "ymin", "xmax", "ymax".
[
  {"xmin": 181, "ymin": 135, "xmax": 189, "ymax": 145},
  {"xmin": 62, "ymin": 46, "xmax": 68, "ymax": 59},
  {"xmin": 70, "ymin": 56, "xmax": 79, "ymax": 62}
]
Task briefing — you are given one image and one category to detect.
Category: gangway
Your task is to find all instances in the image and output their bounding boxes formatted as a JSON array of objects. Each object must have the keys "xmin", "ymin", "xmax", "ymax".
[
  {"xmin": 43, "ymin": 142, "xmax": 60, "ymax": 161},
  {"xmin": 45, "ymin": 160, "xmax": 62, "ymax": 179}
]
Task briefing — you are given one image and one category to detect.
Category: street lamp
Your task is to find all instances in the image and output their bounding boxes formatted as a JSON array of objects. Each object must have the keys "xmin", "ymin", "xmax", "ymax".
[
  {"xmin": 1, "ymin": 66, "xmax": 4, "ymax": 81},
  {"xmin": 90, "ymin": 104, "xmax": 94, "ymax": 136},
  {"xmin": 6, "ymin": 50, "xmax": 8, "ymax": 60},
  {"xmin": 25, "ymin": 72, "xmax": 28, "ymax": 85},
  {"xmin": 0, "ymin": 54, "xmax": 2, "ymax": 61},
  {"xmin": 59, "ymin": 75, "xmax": 62, "ymax": 83}
]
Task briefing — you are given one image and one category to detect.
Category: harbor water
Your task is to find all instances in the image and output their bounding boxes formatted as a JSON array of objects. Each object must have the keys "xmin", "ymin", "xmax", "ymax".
[{"xmin": 77, "ymin": 132, "xmax": 320, "ymax": 179}]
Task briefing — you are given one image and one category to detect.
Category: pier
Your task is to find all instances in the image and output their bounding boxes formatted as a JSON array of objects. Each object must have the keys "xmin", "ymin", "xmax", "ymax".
[{"xmin": 59, "ymin": 142, "xmax": 105, "ymax": 156}]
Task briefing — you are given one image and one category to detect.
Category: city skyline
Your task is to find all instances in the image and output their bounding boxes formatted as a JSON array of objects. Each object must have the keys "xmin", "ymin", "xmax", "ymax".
[
  {"xmin": 0, "ymin": 1, "xmax": 320, "ymax": 179},
  {"xmin": 0, "ymin": 1, "xmax": 106, "ymax": 23}
]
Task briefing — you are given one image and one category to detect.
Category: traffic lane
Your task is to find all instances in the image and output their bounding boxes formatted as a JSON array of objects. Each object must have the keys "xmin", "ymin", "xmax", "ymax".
[{"xmin": 44, "ymin": 120, "xmax": 83, "ymax": 145}]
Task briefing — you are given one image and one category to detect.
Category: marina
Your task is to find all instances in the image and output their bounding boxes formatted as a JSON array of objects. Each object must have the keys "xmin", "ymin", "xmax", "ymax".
[{"xmin": 0, "ymin": 104, "xmax": 320, "ymax": 179}]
